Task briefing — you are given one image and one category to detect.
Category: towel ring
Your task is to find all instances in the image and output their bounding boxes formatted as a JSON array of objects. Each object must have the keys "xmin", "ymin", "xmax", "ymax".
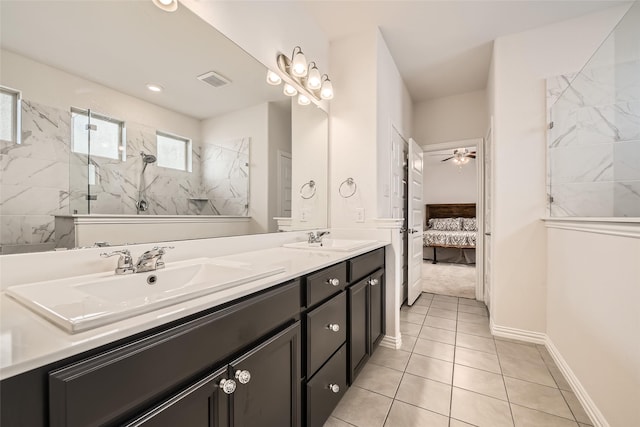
[
  {"xmin": 339, "ymin": 177, "xmax": 357, "ymax": 198},
  {"xmin": 300, "ymin": 180, "xmax": 317, "ymax": 199}
]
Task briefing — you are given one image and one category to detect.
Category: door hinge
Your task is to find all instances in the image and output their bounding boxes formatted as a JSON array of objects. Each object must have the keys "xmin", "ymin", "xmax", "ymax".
[{"xmin": 548, "ymin": 121, "xmax": 554, "ymax": 130}]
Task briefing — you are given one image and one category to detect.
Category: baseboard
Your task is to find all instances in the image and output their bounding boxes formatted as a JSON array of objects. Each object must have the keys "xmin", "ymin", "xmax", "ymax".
[
  {"xmin": 545, "ymin": 338, "xmax": 607, "ymax": 427},
  {"xmin": 379, "ymin": 334, "xmax": 402, "ymax": 350},
  {"xmin": 489, "ymin": 320, "xmax": 605, "ymax": 427}
]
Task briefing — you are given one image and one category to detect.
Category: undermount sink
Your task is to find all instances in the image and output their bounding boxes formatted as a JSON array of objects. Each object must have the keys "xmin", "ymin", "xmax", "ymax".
[
  {"xmin": 5, "ymin": 258, "xmax": 285, "ymax": 333},
  {"xmin": 283, "ymin": 239, "xmax": 378, "ymax": 252}
]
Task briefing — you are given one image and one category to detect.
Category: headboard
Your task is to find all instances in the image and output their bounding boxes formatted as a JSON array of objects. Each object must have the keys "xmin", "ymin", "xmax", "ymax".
[{"xmin": 425, "ymin": 203, "xmax": 476, "ymax": 227}]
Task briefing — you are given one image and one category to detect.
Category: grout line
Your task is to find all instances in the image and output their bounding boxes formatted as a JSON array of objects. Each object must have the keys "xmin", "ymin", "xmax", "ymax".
[{"xmin": 494, "ymin": 338, "xmax": 517, "ymax": 427}]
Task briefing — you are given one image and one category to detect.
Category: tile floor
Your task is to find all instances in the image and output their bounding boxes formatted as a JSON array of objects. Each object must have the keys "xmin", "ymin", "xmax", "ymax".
[{"xmin": 325, "ymin": 293, "xmax": 593, "ymax": 427}]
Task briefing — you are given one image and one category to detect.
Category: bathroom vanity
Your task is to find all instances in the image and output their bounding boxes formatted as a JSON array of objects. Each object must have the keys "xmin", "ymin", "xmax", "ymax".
[{"xmin": 0, "ymin": 246, "xmax": 386, "ymax": 427}]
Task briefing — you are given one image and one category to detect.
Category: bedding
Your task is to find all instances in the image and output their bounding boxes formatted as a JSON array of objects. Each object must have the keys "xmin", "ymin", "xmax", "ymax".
[{"xmin": 423, "ymin": 216, "xmax": 477, "ymax": 249}]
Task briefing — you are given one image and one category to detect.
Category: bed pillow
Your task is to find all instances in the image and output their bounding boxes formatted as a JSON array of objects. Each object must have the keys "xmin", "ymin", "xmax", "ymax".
[
  {"xmin": 462, "ymin": 217, "xmax": 477, "ymax": 231},
  {"xmin": 428, "ymin": 217, "xmax": 462, "ymax": 231}
]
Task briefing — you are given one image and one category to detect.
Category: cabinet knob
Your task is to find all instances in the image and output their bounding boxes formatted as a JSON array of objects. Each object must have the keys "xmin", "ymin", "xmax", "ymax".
[
  {"xmin": 328, "ymin": 383, "xmax": 340, "ymax": 393},
  {"xmin": 327, "ymin": 278, "xmax": 340, "ymax": 287},
  {"xmin": 369, "ymin": 278, "xmax": 379, "ymax": 286},
  {"xmin": 219, "ymin": 378, "xmax": 237, "ymax": 394},
  {"xmin": 235, "ymin": 369, "xmax": 251, "ymax": 384},
  {"xmin": 327, "ymin": 323, "xmax": 340, "ymax": 332}
]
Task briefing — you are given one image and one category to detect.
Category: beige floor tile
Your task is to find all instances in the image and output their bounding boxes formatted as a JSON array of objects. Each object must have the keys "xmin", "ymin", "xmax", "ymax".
[
  {"xmin": 579, "ymin": 424, "xmax": 593, "ymax": 427},
  {"xmin": 449, "ymin": 419, "xmax": 476, "ymax": 427},
  {"xmin": 457, "ymin": 304, "xmax": 488, "ymax": 316},
  {"xmin": 401, "ymin": 304, "xmax": 429, "ymax": 315},
  {"xmin": 427, "ymin": 307, "xmax": 458, "ymax": 320},
  {"xmin": 457, "ymin": 311, "xmax": 490, "ymax": 325},
  {"xmin": 548, "ymin": 365, "xmax": 572, "ymax": 391},
  {"xmin": 451, "ymin": 387, "xmax": 514, "ymax": 427},
  {"xmin": 395, "ymin": 373, "xmax": 452, "ymax": 416},
  {"xmin": 323, "ymin": 416, "xmax": 356, "ymax": 427},
  {"xmin": 511, "ymin": 404, "xmax": 579, "ymax": 427},
  {"xmin": 419, "ymin": 325, "xmax": 456, "ymax": 345},
  {"xmin": 496, "ymin": 340, "xmax": 543, "ymax": 362},
  {"xmin": 331, "ymin": 386, "xmax": 393, "ymax": 427},
  {"xmin": 353, "ymin": 363, "xmax": 404, "ymax": 398},
  {"xmin": 455, "ymin": 347, "xmax": 502, "ymax": 374},
  {"xmin": 430, "ymin": 301, "xmax": 458, "ymax": 311},
  {"xmin": 383, "ymin": 400, "xmax": 449, "ymax": 427},
  {"xmin": 536, "ymin": 344, "xmax": 555, "ymax": 364},
  {"xmin": 413, "ymin": 338, "xmax": 455, "ymax": 362},
  {"xmin": 433, "ymin": 294, "xmax": 459, "ymax": 303},
  {"xmin": 369, "ymin": 347, "xmax": 411, "ymax": 372},
  {"xmin": 504, "ymin": 377, "xmax": 574, "ymax": 419},
  {"xmin": 456, "ymin": 332, "xmax": 497, "ymax": 354},
  {"xmin": 457, "ymin": 320, "xmax": 493, "ymax": 338},
  {"xmin": 406, "ymin": 353, "xmax": 454, "ymax": 384},
  {"xmin": 458, "ymin": 298, "xmax": 485, "ymax": 307},
  {"xmin": 561, "ymin": 390, "xmax": 592, "ymax": 425},
  {"xmin": 453, "ymin": 364, "xmax": 508, "ymax": 400},
  {"xmin": 413, "ymin": 296, "xmax": 432, "ymax": 307},
  {"xmin": 400, "ymin": 321, "xmax": 422, "ymax": 337},
  {"xmin": 423, "ymin": 315, "xmax": 457, "ymax": 331},
  {"xmin": 494, "ymin": 336, "xmax": 537, "ymax": 347},
  {"xmin": 500, "ymin": 354, "xmax": 556, "ymax": 387},
  {"xmin": 400, "ymin": 311, "xmax": 426, "ymax": 325},
  {"xmin": 399, "ymin": 335, "xmax": 418, "ymax": 353}
]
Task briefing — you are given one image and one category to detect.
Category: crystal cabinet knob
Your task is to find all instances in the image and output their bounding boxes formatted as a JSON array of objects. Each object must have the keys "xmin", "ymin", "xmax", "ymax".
[
  {"xmin": 327, "ymin": 278, "xmax": 340, "ymax": 287},
  {"xmin": 235, "ymin": 369, "xmax": 251, "ymax": 384},
  {"xmin": 219, "ymin": 378, "xmax": 237, "ymax": 394},
  {"xmin": 327, "ymin": 323, "xmax": 340, "ymax": 332},
  {"xmin": 369, "ymin": 278, "xmax": 379, "ymax": 286},
  {"xmin": 328, "ymin": 383, "xmax": 340, "ymax": 393}
]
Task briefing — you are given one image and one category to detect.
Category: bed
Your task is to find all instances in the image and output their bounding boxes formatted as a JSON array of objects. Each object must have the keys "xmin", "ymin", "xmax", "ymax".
[{"xmin": 423, "ymin": 203, "xmax": 477, "ymax": 264}]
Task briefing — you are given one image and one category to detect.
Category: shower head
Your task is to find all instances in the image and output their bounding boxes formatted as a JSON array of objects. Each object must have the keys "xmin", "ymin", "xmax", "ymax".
[{"xmin": 140, "ymin": 152, "xmax": 157, "ymax": 164}]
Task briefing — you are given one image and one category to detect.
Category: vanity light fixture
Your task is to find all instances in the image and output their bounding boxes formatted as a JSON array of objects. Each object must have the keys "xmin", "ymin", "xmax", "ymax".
[
  {"xmin": 266, "ymin": 45, "xmax": 334, "ymax": 106},
  {"xmin": 152, "ymin": 0, "xmax": 178, "ymax": 12},
  {"xmin": 146, "ymin": 83, "xmax": 163, "ymax": 92}
]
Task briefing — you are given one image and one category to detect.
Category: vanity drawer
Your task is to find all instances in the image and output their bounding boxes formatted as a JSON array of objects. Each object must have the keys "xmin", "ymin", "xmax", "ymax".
[
  {"xmin": 306, "ymin": 291, "xmax": 347, "ymax": 377},
  {"xmin": 348, "ymin": 248, "xmax": 384, "ymax": 283},
  {"xmin": 306, "ymin": 344, "xmax": 347, "ymax": 427},
  {"xmin": 305, "ymin": 262, "xmax": 347, "ymax": 308},
  {"xmin": 49, "ymin": 280, "xmax": 301, "ymax": 427}
]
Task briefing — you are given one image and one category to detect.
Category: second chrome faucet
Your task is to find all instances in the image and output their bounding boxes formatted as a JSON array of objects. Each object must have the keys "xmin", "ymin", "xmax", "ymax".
[{"xmin": 100, "ymin": 246, "xmax": 174, "ymax": 275}]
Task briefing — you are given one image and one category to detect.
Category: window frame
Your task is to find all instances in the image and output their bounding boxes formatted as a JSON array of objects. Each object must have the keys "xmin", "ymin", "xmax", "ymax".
[
  {"xmin": 70, "ymin": 107, "xmax": 126, "ymax": 161},
  {"xmin": 156, "ymin": 130, "xmax": 192, "ymax": 172},
  {"xmin": 0, "ymin": 85, "xmax": 22, "ymax": 145}
]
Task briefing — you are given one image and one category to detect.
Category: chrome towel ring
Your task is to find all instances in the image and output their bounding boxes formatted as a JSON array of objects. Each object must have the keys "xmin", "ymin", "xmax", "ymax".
[
  {"xmin": 300, "ymin": 180, "xmax": 317, "ymax": 199},
  {"xmin": 339, "ymin": 177, "xmax": 357, "ymax": 198}
]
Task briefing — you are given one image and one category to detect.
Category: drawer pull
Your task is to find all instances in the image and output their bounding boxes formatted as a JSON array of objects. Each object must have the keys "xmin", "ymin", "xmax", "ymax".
[
  {"xmin": 327, "ymin": 278, "xmax": 340, "ymax": 287},
  {"xmin": 235, "ymin": 369, "xmax": 251, "ymax": 384},
  {"xmin": 369, "ymin": 278, "xmax": 379, "ymax": 286},
  {"xmin": 327, "ymin": 323, "xmax": 340, "ymax": 332},
  {"xmin": 328, "ymin": 383, "xmax": 340, "ymax": 393},
  {"xmin": 219, "ymin": 378, "xmax": 237, "ymax": 394}
]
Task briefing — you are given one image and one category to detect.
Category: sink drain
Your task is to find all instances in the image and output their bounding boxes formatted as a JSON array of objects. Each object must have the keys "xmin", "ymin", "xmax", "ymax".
[{"xmin": 147, "ymin": 274, "xmax": 158, "ymax": 285}]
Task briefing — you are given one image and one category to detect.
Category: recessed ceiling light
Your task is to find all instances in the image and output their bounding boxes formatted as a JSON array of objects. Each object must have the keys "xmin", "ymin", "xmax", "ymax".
[
  {"xmin": 146, "ymin": 83, "xmax": 163, "ymax": 92},
  {"xmin": 152, "ymin": 0, "xmax": 178, "ymax": 12}
]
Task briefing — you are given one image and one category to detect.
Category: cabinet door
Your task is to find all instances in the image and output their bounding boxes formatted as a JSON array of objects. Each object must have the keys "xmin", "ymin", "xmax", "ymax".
[
  {"xmin": 369, "ymin": 269, "xmax": 385, "ymax": 349},
  {"xmin": 348, "ymin": 278, "xmax": 369, "ymax": 383},
  {"xmin": 125, "ymin": 368, "xmax": 229, "ymax": 427},
  {"xmin": 230, "ymin": 322, "xmax": 301, "ymax": 427}
]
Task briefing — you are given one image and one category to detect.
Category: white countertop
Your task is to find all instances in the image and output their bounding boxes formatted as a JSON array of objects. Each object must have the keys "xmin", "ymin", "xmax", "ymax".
[{"xmin": 0, "ymin": 243, "xmax": 387, "ymax": 380}]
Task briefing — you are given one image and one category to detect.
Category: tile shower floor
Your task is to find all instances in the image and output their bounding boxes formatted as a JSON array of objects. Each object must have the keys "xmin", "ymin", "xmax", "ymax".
[{"xmin": 325, "ymin": 293, "xmax": 592, "ymax": 427}]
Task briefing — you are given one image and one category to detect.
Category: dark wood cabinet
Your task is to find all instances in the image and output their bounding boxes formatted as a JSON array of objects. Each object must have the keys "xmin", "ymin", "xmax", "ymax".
[
  {"xmin": 306, "ymin": 292, "xmax": 347, "ymax": 377},
  {"xmin": 347, "ymin": 278, "xmax": 369, "ymax": 382},
  {"xmin": 306, "ymin": 345, "xmax": 347, "ymax": 427},
  {"xmin": 369, "ymin": 269, "xmax": 385, "ymax": 348}
]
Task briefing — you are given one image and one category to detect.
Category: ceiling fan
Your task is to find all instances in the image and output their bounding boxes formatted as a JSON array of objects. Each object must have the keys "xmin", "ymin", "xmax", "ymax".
[{"xmin": 441, "ymin": 148, "xmax": 476, "ymax": 165}]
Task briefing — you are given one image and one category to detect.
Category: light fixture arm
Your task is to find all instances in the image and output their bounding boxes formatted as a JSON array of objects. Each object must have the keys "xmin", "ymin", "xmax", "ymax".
[{"xmin": 277, "ymin": 53, "xmax": 322, "ymax": 105}]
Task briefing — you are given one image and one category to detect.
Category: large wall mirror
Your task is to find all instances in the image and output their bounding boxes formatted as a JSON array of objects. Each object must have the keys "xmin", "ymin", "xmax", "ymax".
[{"xmin": 0, "ymin": 0, "xmax": 329, "ymax": 254}]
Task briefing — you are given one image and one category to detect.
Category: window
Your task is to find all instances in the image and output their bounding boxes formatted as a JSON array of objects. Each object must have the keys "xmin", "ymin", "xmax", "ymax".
[
  {"xmin": 71, "ymin": 108, "xmax": 125, "ymax": 160},
  {"xmin": 157, "ymin": 131, "xmax": 192, "ymax": 172},
  {"xmin": 0, "ymin": 86, "xmax": 21, "ymax": 144}
]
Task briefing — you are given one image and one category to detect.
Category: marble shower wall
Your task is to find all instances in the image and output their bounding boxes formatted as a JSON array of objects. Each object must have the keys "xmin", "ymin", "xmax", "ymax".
[{"xmin": 547, "ymin": 58, "xmax": 640, "ymax": 217}]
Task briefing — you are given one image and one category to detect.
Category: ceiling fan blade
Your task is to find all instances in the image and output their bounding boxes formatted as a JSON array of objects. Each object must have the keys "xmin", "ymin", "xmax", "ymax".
[{"xmin": 441, "ymin": 156, "xmax": 454, "ymax": 162}]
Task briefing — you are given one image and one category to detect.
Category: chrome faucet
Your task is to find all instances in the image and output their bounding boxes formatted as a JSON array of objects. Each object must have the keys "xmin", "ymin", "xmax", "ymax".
[
  {"xmin": 100, "ymin": 249, "xmax": 135, "ymax": 275},
  {"xmin": 135, "ymin": 246, "xmax": 174, "ymax": 273},
  {"xmin": 308, "ymin": 231, "xmax": 330, "ymax": 244}
]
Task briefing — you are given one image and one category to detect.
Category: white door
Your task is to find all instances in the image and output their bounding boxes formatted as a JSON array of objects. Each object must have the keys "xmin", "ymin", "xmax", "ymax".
[
  {"xmin": 277, "ymin": 151, "xmax": 292, "ymax": 217},
  {"xmin": 407, "ymin": 138, "xmax": 424, "ymax": 306},
  {"xmin": 483, "ymin": 126, "xmax": 493, "ymax": 310},
  {"xmin": 390, "ymin": 128, "xmax": 408, "ymax": 303}
]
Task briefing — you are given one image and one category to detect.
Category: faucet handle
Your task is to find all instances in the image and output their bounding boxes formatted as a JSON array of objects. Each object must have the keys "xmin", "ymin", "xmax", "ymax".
[
  {"xmin": 100, "ymin": 250, "xmax": 135, "ymax": 275},
  {"xmin": 100, "ymin": 249, "xmax": 131, "ymax": 258}
]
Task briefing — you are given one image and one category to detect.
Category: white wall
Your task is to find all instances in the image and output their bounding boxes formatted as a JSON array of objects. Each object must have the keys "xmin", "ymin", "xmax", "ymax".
[
  {"xmin": 267, "ymin": 101, "xmax": 292, "ymax": 232},
  {"xmin": 423, "ymin": 158, "xmax": 477, "ymax": 205},
  {"xmin": 413, "ymin": 90, "xmax": 487, "ymax": 146},
  {"xmin": 201, "ymin": 104, "xmax": 270, "ymax": 234}
]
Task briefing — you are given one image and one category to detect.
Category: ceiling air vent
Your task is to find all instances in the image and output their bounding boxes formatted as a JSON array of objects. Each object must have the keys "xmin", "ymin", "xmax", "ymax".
[{"xmin": 197, "ymin": 71, "xmax": 231, "ymax": 88}]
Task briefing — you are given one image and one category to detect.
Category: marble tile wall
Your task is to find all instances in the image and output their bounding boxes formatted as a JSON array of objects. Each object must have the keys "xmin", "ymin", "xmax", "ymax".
[
  {"xmin": 1, "ymin": 99, "xmax": 251, "ymax": 250},
  {"xmin": 547, "ymin": 59, "xmax": 640, "ymax": 217}
]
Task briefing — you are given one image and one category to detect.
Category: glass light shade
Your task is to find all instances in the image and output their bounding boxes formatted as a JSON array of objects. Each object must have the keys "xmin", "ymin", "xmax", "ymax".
[
  {"xmin": 266, "ymin": 70, "xmax": 282, "ymax": 85},
  {"xmin": 283, "ymin": 83, "xmax": 297, "ymax": 97},
  {"xmin": 146, "ymin": 83, "xmax": 163, "ymax": 92},
  {"xmin": 291, "ymin": 50, "xmax": 307, "ymax": 77},
  {"xmin": 320, "ymin": 78, "xmax": 334, "ymax": 100},
  {"xmin": 298, "ymin": 94, "xmax": 311, "ymax": 106},
  {"xmin": 152, "ymin": 0, "xmax": 178, "ymax": 12},
  {"xmin": 307, "ymin": 65, "xmax": 321, "ymax": 90}
]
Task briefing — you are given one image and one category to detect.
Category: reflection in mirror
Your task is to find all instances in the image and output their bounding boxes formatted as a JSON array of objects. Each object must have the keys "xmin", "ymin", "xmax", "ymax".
[{"xmin": 0, "ymin": 1, "xmax": 328, "ymax": 253}]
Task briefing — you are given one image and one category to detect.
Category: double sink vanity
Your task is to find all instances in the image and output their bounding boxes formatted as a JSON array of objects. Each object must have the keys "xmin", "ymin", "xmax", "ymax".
[{"xmin": 0, "ymin": 237, "xmax": 388, "ymax": 427}]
